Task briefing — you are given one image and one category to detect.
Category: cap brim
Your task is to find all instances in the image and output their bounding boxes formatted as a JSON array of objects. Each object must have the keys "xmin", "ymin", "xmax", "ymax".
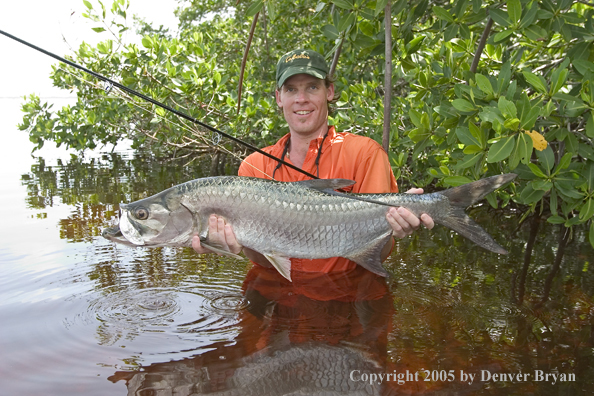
[{"xmin": 277, "ymin": 66, "xmax": 326, "ymax": 88}]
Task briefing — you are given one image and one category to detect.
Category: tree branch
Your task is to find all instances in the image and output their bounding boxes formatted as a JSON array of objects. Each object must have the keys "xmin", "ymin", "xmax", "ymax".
[
  {"xmin": 237, "ymin": 12, "xmax": 259, "ymax": 114},
  {"xmin": 470, "ymin": 18, "xmax": 494, "ymax": 74},
  {"xmin": 382, "ymin": 1, "xmax": 392, "ymax": 153},
  {"xmin": 329, "ymin": 35, "xmax": 344, "ymax": 79}
]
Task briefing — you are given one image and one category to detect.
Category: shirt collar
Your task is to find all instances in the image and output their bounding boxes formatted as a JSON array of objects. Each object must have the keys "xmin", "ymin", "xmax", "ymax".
[{"xmin": 272, "ymin": 125, "xmax": 337, "ymax": 155}]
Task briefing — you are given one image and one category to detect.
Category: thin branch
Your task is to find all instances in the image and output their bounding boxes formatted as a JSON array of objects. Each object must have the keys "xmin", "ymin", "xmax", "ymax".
[
  {"xmin": 237, "ymin": 12, "xmax": 259, "ymax": 114},
  {"xmin": 329, "ymin": 35, "xmax": 344, "ymax": 79},
  {"xmin": 470, "ymin": 18, "xmax": 494, "ymax": 74},
  {"xmin": 382, "ymin": 1, "xmax": 392, "ymax": 153}
]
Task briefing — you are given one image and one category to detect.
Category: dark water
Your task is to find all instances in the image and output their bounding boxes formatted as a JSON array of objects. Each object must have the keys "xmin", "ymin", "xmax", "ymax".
[{"xmin": 1, "ymin": 139, "xmax": 593, "ymax": 395}]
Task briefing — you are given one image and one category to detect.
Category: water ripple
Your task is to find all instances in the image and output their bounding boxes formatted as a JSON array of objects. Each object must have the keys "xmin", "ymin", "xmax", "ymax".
[{"xmin": 84, "ymin": 285, "xmax": 249, "ymax": 350}]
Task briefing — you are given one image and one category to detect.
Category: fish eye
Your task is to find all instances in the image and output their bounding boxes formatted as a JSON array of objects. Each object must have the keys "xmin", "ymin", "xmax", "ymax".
[{"xmin": 133, "ymin": 207, "xmax": 149, "ymax": 220}]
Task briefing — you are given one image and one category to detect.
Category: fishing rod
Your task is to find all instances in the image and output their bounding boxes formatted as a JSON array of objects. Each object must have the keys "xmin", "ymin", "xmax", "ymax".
[{"xmin": 0, "ymin": 29, "xmax": 320, "ymax": 180}]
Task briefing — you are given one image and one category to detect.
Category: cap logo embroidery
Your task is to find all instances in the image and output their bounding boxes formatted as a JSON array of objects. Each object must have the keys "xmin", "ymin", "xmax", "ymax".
[{"xmin": 286, "ymin": 53, "xmax": 310, "ymax": 63}]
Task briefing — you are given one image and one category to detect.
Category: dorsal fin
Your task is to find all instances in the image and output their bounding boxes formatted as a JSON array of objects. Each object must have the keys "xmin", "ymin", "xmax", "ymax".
[
  {"xmin": 296, "ymin": 178, "xmax": 356, "ymax": 190},
  {"xmin": 296, "ymin": 179, "xmax": 394, "ymax": 207}
]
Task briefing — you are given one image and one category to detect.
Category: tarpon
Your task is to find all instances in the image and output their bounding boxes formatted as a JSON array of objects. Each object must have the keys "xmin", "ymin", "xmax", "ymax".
[
  {"xmin": 110, "ymin": 341, "xmax": 383, "ymax": 395},
  {"xmin": 103, "ymin": 174, "xmax": 516, "ymax": 280}
]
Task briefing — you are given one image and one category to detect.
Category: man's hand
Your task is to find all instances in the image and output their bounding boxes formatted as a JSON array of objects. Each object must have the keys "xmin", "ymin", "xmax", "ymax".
[
  {"xmin": 191, "ymin": 215, "xmax": 243, "ymax": 255},
  {"xmin": 386, "ymin": 188, "xmax": 435, "ymax": 239}
]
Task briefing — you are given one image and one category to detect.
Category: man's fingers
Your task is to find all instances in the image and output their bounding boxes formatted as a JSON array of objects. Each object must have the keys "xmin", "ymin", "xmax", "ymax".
[
  {"xmin": 420, "ymin": 213, "xmax": 435, "ymax": 230},
  {"xmin": 405, "ymin": 187, "xmax": 424, "ymax": 195},
  {"xmin": 396, "ymin": 207, "xmax": 421, "ymax": 230},
  {"xmin": 224, "ymin": 223, "xmax": 242, "ymax": 255},
  {"xmin": 387, "ymin": 207, "xmax": 416, "ymax": 239},
  {"xmin": 386, "ymin": 207, "xmax": 436, "ymax": 239},
  {"xmin": 191, "ymin": 234, "xmax": 208, "ymax": 253},
  {"xmin": 192, "ymin": 214, "xmax": 242, "ymax": 256}
]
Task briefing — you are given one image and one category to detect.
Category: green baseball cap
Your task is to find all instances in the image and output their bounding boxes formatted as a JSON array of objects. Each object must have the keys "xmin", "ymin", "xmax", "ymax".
[{"xmin": 276, "ymin": 49, "xmax": 329, "ymax": 88}]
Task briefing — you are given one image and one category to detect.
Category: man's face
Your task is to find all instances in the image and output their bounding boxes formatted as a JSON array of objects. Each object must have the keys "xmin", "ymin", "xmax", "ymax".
[{"xmin": 275, "ymin": 74, "xmax": 335, "ymax": 137}]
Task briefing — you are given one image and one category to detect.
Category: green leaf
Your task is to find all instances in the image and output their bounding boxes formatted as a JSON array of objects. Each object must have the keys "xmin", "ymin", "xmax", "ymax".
[
  {"xmin": 504, "ymin": 118, "xmax": 520, "ymax": 130},
  {"xmin": 246, "ymin": 0, "xmax": 264, "ymax": 17},
  {"xmin": 444, "ymin": 24, "xmax": 459, "ymax": 41},
  {"xmin": 452, "ymin": 99, "xmax": 475, "ymax": 112},
  {"xmin": 489, "ymin": 8, "xmax": 511, "ymax": 27},
  {"xmin": 550, "ymin": 69, "xmax": 568, "ymax": 96},
  {"xmin": 83, "ymin": 0, "xmax": 92, "ymax": 9},
  {"xmin": 469, "ymin": 122, "xmax": 486, "ymax": 148},
  {"xmin": 444, "ymin": 176, "xmax": 473, "ymax": 186},
  {"xmin": 498, "ymin": 97, "xmax": 517, "ymax": 119},
  {"xmin": 463, "ymin": 145, "xmax": 484, "ymax": 154},
  {"xmin": 358, "ymin": 20, "xmax": 374, "ymax": 36},
  {"xmin": 478, "ymin": 106, "xmax": 505, "ymax": 124},
  {"xmin": 497, "ymin": 61, "xmax": 512, "ymax": 95},
  {"xmin": 333, "ymin": 0, "xmax": 353, "ymax": 10},
  {"xmin": 533, "ymin": 179, "xmax": 553, "ymax": 191},
  {"xmin": 406, "ymin": 36, "xmax": 425, "ymax": 56},
  {"xmin": 453, "ymin": 153, "xmax": 483, "ymax": 170},
  {"xmin": 550, "ymin": 187, "xmax": 558, "ymax": 215},
  {"xmin": 586, "ymin": 112, "xmax": 594, "ymax": 138},
  {"xmin": 573, "ymin": 60, "xmax": 594, "ymax": 76},
  {"xmin": 375, "ymin": 0, "xmax": 390, "ymax": 15},
  {"xmin": 267, "ymin": 1, "xmax": 277, "ymax": 21},
  {"xmin": 553, "ymin": 152, "xmax": 573, "ymax": 175},
  {"xmin": 507, "ymin": 0, "xmax": 522, "ymax": 24},
  {"xmin": 590, "ymin": 222, "xmax": 594, "ymax": 249},
  {"xmin": 522, "ymin": 70, "xmax": 547, "ymax": 93},
  {"xmin": 409, "ymin": 109, "xmax": 423, "ymax": 129},
  {"xmin": 519, "ymin": 184, "xmax": 546, "ymax": 204},
  {"xmin": 141, "ymin": 36, "xmax": 152, "ymax": 49},
  {"xmin": 475, "ymin": 74, "xmax": 493, "ymax": 95},
  {"xmin": 409, "ymin": 128, "xmax": 431, "ymax": 143},
  {"xmin": 519, "ymin": 3, "xmax": 538, "ymax": 29},
  {"xmin": 580, "ymin": 198, "xmax": 594, "ymax": 221},
  {"xmin": 536, "ymin": 146, "xmax": 555, "ymax": 173},
  {"xmin": 487, "ymin": 136, "xmax": 515, "ymax": 163},
  {"xmin": 547, "ymin": 216, "xmax": 566, "ymax": 224},
  {"xmin": 528, "ymin": 163, "xmax": 547, "ymax": 178},
  {"xmin": 494, "ymin": 29, "xmax": 514, "ymax": 42},
  {"xmin": 321, "ymin": 24, "xmax": 339, "ymax": 40},
  {"xmin": 433, "ymin": 6, "xmax": 454, "ymax": 22},
  {"xmin": 92, "ymin": 27, "xmax": 106, "ymax": 33},
  {"xmin": 587, "ymin": 162, "xmax": 594, "ymax": 191},
  {"xmin": 456, "ymin": 126, "xmax": 481, "ymax": 147},
  {"xmin": 337, "ymin": 12, "xmax": 356, "ymax": 32},
  {"xmin": 523, "ymin": 25, "xmax": 548, "ymax": 41},
  {"xmin": 517, "ymin": 131, "xmax": 533, "ymax": 165}
]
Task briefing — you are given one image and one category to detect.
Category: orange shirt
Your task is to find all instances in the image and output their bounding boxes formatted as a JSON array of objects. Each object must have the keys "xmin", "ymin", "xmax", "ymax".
[{"xmin": 238, "ymin": 125, "xmax": 398, "ymax": 274}]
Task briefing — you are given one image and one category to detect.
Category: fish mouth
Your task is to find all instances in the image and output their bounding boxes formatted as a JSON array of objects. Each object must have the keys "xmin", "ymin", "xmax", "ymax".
[{"xmin": 102, "ymin": 225, "xmax": 138, "ymax": 247}]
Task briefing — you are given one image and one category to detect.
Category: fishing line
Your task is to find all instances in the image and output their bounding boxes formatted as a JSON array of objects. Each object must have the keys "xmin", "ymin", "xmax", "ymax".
[
  {"xmin": 0, "ymin": 29, "xmax": 319, "ymax": 180},
  {"xmin": 57, "ymin": 66, "xmax": 277, "ymax": 179}
]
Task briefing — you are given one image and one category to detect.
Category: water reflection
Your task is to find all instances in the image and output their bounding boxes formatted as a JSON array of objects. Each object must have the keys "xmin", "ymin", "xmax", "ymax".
[
  {"xmin": 10, "ymin": 150, "xmax": 594, "ymax": 395},
  {"xmin": 109, "ymin": 266, "xmax": 389, "ymax": 395}
]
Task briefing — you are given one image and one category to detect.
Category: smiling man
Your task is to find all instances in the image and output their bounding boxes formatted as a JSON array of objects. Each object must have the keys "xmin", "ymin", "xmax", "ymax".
[{"xmin": 192, "ymin": 49, "xmax": 434, "ymax": 274}]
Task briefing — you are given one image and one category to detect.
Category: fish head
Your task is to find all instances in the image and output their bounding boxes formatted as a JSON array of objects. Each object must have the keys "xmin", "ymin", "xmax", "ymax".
[{"xmin": 113, "ymin": 190, "xmax": 195, "ymax": 247}]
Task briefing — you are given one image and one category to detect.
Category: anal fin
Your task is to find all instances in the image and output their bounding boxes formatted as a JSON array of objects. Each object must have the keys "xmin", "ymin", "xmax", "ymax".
[
  {"xmin": 345, "ymin": 232, "xmax": 392, "ymax": 277},
  {"xmin": 263, "ymin": 253, "xmax": 293, "ymax": 281}
]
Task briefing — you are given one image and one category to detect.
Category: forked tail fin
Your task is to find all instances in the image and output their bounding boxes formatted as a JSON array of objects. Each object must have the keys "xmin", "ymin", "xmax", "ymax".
[
  {"xmin": 436, "ymin": 174, "xmax": 517, "ymax": 254},
  {"xmin": 438, "ymin": 174, "xmax": 517, "ymax": 208}
]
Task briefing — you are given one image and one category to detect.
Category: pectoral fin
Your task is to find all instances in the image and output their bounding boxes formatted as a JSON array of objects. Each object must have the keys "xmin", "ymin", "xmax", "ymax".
[
  {"xmin": 263, "ymin": 253, "xmax": 292, "ymax": 281},
  {"xmin": 200, "ymin": 240, "xmax": 244, "ymax": 260},
  {"xmin": 345, "ymin": 232, "xmax": 392, "ymax": 277}
]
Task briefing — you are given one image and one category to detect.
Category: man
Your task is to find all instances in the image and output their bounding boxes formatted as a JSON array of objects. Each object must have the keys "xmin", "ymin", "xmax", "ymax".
[{"xmin": 192, "ymin": 49, "xmax": 434, "ymax": 273}]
